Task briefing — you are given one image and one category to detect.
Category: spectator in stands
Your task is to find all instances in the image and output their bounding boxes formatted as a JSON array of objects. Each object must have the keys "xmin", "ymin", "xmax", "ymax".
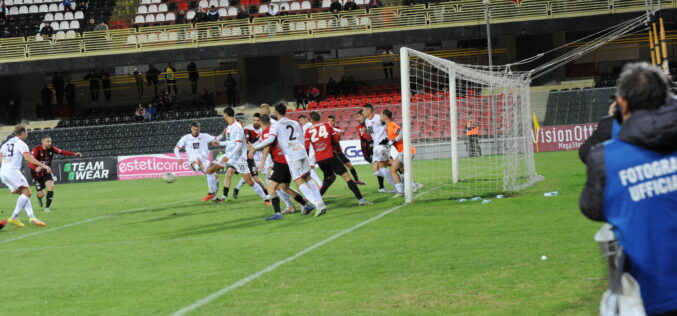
[
  {"xmin": 101, "ymin": 69, "xmax": 112, "ymax": 100},
  {"xmin": 94, "ymin": 21, "xmax": 109, "ymax": 31},
  {"xmin": 130, "ymin": 68, "xmax": 144, "ymax": 98},
  {"xmin": 144, "ymin": 103, "xmax": 157, "ymax": 121},
  {"xmin": 65, "ymin": 80, "xmax": 76, "ymax": 115},
  {"xmin": 329, "ymin": 0, "xmax": 342, "ymax": 13},
  {"xmin": 84, "ymin": 69, "xmax": 100, "ymax": 101},
  {"xmin": 146, "ymin": 64, "xmax": 161, "ymax": 96},
  {"xmin": 0, "ymin": 0, "xmax": 7, "ymax": 20},
  {"xmin": 192, "ymin": 9, "xmax": 207, "ymax": 24},
  {"xmin": 224, "ymin": 74, "xmax": 237, "ymax": 108},
  {"xmin": 366, "ymin": 0, "xmax": 382, "ymax": 9},
  {"xmin": 165, "ymin": 63, "xmax": 177, "ymax": 95},
  {"xmin": 6, "ymin": 96, "xmax": 17, "ymax": 124},
  {"xmin": 346, "ymin": 76, "xmax": 357, "ymax": 93},
  {"xmin": 312, "ymin": 0, "xmax": 321, "ymax": 8},
  {"xmin": 52, "ymin": 73, "xmax": 65, "ymax": 108},
  {"xmin": 382, "ymin": 49, "xmax": 395, "ymax": 79},
  {"xmin": 134, "ymin": 103, "xmax": 145, "ymax": 122},
  {"xmin": 41, "ymin": 85, "xmax": 54, "ymax": 120},
  {"xmin": 326, "ymin": 77, "xmax": 338, "ymax": 95},
  {"xmin": 199, "ymin": 88, "xmax": 214, "ymax": 107},
  {"xmin": 279, "ymin": 6, "xmax": 289, "ymax": 15},
  {"xmin": 580, "ymin": 62, "xmax": 677, "ymax": 316},
  {"xmin": 306, "ymin": 86, "xmax": 320, "ymax": 102},
  {"xmin": 207, "ymin": 5, "xmax": 220, "ymax": 21},
  {"xmin": 187, "ymin": 61, "xmax": 199, "ymax": 94},
  {"xmin": 296, "ymin": 88, "xmax": 308, "ymax": 109},
  {"xmin": 39, "ymin": 23, "xmax": 54, "ymax": 39},
  {"xmin": 344, "ymin": 0, "xmax": 358, "ymax": 10},
  {"xmin": 237, "ymin": 5, "xmax": 250, "ymax": 19},
  {"xmin": 266, "ymin": 4, "xmax": 279, "ymax": 16},
  {"xmin": 176, "ymin": 9, "xmax": 188, "ymax": 24},
  {"xmin": 62, "ymin": 0, "xmax": 74, "ymax": 12},
  {"xmin": 83, "ymin": 18, "xmax": 96, "ymax": 32},
  {"xmin": 248, "ymin": 5, "xmax": 257, "ymax": 15},
  {"xmin": 75, "ymin": 0, "xmax": 87, "ymax": 11}
]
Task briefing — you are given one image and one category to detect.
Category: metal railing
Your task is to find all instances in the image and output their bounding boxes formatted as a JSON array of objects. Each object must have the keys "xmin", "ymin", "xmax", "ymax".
[{"xmin": 0, "ymin": 0, "xmax": 670, "ymax": 64}]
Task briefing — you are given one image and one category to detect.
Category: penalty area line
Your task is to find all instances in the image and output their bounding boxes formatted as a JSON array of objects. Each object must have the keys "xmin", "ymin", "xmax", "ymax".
[
  {"xmin": 171, "ymin": 190, "xmax": 431, "ymax": 316},
  {"xmin": 2, "ymin": 198, "xmax": 196, "ymax": 243}
]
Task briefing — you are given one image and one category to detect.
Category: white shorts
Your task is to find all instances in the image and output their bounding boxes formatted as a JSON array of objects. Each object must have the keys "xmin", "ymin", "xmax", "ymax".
[
  {"xmin": 189, "ymin": 156, "xmax": 209, "ymax": 172},
  {"xmin": 1, "ymin": 170, "xmax": 29, "ymax": 193},
  {"xmin": 373, "ymin": 145, "xmax": 390, "ymax": 162},
  {"xmin": 308, "ymin": 148, "xmax": 317, "ymax": 166},
  {"xmin": 288, "ymin": 158, "xmax": 312, "ymax": 181},
  {"xmin": 227, "ymin": 158, "xmax": 249, "ymax": 174}
]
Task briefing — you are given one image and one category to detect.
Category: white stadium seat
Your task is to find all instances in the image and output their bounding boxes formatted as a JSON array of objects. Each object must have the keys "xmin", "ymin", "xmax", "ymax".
[
  {"xmin": 145, "ymin": 14, "xmax": 155, "ymax": 23},
  {"xmin": 186, "ymin": 10, "xmax": 195, "ymax": 20},
  {"xmin": 227, "ymin": 6, "xmax": 237, "ymax": 16},
  {"xmin": 50, "ymin": 21, "xmax": 60, "ymax": 30},
  {"xmin": 55, "ymin": 31, "xmax": 65, "ymax": 39},
  {"xmin": 219, "ymin": 0, "xmax": 228, "ymax": 7},
  {"xmin": 70, "ymin": 20, "xmax": 79, "ymax": 28},
  {"xmin": 57, "ymin": 3, "xmax": 64, "ymax": 10},
  {"xmin": 158, "ymin": 3, "xmax": 167, "ymax": 11},
  {"xmin": 60, "ymin": 20, "xmax": 69, "ymax": 29},
  {"xmin": 198, "ymin": 0, "xmax": 207, "ymax": 8},
  {"xmin": 148, "ymin": 4, "xmax": 157, "ymax": 13},
  {"xmin": 38, "ymin": 3, "xmax": 48, "ymax": 11},
  {"xmin": 48, "ymin": 3, "xmax": 57, "ymax": 11},
  {"xmin": 74, "ymin": 11, "xmax": 84, "ymax": 19},
  {"xmin": 208, "ymin": 0, "xmax": 217, "ymax": 8},
  {"xmin": 64, "ymin": 11, "xmax": 73, "ymax": 20},
  {"xmin": 166, "ymin": 12, "xmax": 175, "ymax": 21},
  {"xmin": 155, "ymin": 12, "xmax": 165, "ymax": 22},
  {"xmin": 19, "ymin": 5, "xmax": 29, "ymax": 13},
  {"xmin": 66, "ymin": 30, "xmax": 76, "ymax": 38},
  {"xmin": 321, "ymin": 0, "xmax": 330, "ymax": 7},
  {"xmin": 137, "ymin": 5, "xmax": 147, "ymax": 13},
  {"xmin": 291, "ymin": 2, "xmax": 301, "ymax": 10},
  {"xmin": 134, "ymin": 15, "xmax": 145, "ymax": 23},
  {"xmin": 218, "ymin": 8, "xmax": 226, "ymax": 16},
  {"xmin": 5, "ymin": 0, "xmax": 14, "ymax": 6},
  {"xmin": 44, "ymin": 13, "xmax": 54, "ymax": 21},
  {"xmin": 9, "ymin": 6, "xmax": 19, "ymax": 14},
  {"xmin": 29, "ymin": 4, "xmax": 38, "ymax": 12},
  {"xmin": 258, "ymin": 4, "xmax": 267, "ymax": 13},
  {"xmin": 140, "ymin": 0, "xmax": 150, "ymax": 4},
  {"xmin": 280, "ymin": 2, "xmax": 289, "ymax": 11},
  {"xmin": 54, "ymin": 12, "xmax": 63, "ymax": 20}
]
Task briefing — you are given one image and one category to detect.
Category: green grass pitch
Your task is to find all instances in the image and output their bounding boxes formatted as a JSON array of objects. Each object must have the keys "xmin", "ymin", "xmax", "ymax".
[{"xmin": 0, "ymin": 151, "xmax": 606, "ymax": 315}]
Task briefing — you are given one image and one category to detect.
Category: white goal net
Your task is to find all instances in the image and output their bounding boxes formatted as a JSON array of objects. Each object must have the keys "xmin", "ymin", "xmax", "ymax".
[{"xmin": 400, "ymin": 47, "xmax": 542, "ymax": 202}]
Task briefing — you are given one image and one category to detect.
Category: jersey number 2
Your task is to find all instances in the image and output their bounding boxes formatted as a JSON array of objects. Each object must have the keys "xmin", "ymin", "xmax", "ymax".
[{"xmin": 286, "ymin": 126, "xmax": 297, "ymax": 140}]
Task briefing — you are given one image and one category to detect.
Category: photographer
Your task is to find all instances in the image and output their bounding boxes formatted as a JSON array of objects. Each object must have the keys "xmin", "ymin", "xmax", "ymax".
[{"xmin": 580, "ymin": 62, "xmax": 677, "ymax": 316}]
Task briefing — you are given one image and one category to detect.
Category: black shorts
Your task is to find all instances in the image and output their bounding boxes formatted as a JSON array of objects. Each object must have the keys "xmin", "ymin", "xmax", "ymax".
[
  {"xmin": 247, "ymin": 158, "xmax": 258, "ymax": 176},
  {"xmin": 33, "ymin": 173, "xmax": 53, "ymax": 191},
  {"xmin": 269, "ymin": 162, "xmax": 292, "ymax": 184},
  {"xmin": 317, "ymin": 157, "xmax": 347, "ymax": 177},
  {"xmin": 335, "ymin": 151, "xmax": 350, "ymax": 164}
]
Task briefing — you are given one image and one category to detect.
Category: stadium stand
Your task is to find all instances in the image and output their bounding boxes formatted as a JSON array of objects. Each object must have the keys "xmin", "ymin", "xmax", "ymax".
[{"xmin": 542, "ymin": 87, "xmax": 616, "ymax": 126}]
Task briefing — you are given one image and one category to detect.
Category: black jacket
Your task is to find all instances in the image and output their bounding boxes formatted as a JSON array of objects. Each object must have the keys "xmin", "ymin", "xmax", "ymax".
[
  {"xmin": 579, "ymin": 116, "xmax": 614, "ymax": 164},
  {"xmin": 580, "ymin": 98, "xmax": 677, "ymax": 221}
]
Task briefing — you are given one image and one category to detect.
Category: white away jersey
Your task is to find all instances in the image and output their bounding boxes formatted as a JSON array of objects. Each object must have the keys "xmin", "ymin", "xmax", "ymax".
[
  {"xmin": 365, "ymin": 114, "xmax": 387, "ymax": 144},
  {"xmin": 302, "ymin": 122, "xmax": 312, "ymax": 135},
  {"xmin": 220, "ymin": 121, "xmax": 246, "ymax": 161},
  {"xmin": 175, "ymin": 133, "xmax": 214, "ymax": 161},
  {"xmin": 270, "ymin": 117, "xmax": 307, "ymax": 161},
  {"xmin": 1, "ymin": 137, "xmax": 30, "ymax": 171}
]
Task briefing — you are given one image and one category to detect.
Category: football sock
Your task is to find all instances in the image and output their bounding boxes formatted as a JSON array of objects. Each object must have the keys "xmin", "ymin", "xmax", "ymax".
[
  {"xmin": 46, "ymin": 191, "xmax": 54, "ymax": 208},
  {"xmin": 252, "ymin": 183, "xmax": 267, "ymax": 200},
  {"xmin": 235, "ymin": 178, "xmax": 246, "ymax": 190},
  {"xmin": 310, "ymin": 169, "xmax": 323, "ymax": 187},
  {"xmin": 262, "ymin": 187, "xmax": 269, "ymax": 195},
  {"xmin": 292, "ymin": 192, "xmax": 307, "ymax": 205},
  {"xmin": 395, "ymin": 182, "xmax": 404, "ymax": 194},
  {"xmin": 276, "ymin": 189, "xmax": 292, "ymax": 208},
  {"xmin": 12, "ymin": 194, "xmax": 29, "ymax": 219},
  {"xmin": 299, "ymin": 184, "xmax": 318, "ymax": 207},
  {"xmin": 380, "ymin": 168, "xmax": 397, "ymax": 187},
  {"xmin": 306, "ymin": 180, "xmax": 324, "ymax": 207},
  {"xmin": 320, "ymin": 176, "xmax": 336, "ymax": 196},
  {"xmin": 350, "ymin": 168, "xmax": 359, "ymax": 181},
  {"xmin": 23, "ymin": 196, "xmax": 35, "ymax": 218},
  {"xmin": 206, "ymin": 174, "xmax": 218, "ymax": 193},
  {"xmin": 271, "ymin": 197, "xmax": 281, "ymax": 213},
  {"xmin": 347, "ymin": 180, "xmax": 363, "ymax": 200},
  {"xmin": 378, "ymin": 176, "xmax": 385, "ymax": 189},
  {"xmin": 223, "ymin": 187, "xmax": 230, "ymax": 198}
]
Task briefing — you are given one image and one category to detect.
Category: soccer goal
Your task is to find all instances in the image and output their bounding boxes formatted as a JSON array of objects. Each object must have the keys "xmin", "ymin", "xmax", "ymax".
[{"xmin": 400, "ymin": 47, "xmax": 542, "ymax": 203}]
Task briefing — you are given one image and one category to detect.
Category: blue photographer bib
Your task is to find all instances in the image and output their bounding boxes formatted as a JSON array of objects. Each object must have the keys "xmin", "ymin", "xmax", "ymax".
[{"xmin": 603, "ymin": 139, "xmax": 677, "ymax": 315}]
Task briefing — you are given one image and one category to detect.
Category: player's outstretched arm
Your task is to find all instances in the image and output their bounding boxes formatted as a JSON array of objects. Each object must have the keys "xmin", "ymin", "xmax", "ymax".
[
  {"xmin": 54, "ymin": 146, "xmax": 82, "ymax": 157},
  {"xmin": 254, "ymin": 134, "xmax": 276, "ymax": 150},
  {"xmin": 27, "ymin": 147, "xmax": 40, "ymax": 170},
  {"xmin": 23, "ymin": 152, "xmax": 51, "ymax": 174}
]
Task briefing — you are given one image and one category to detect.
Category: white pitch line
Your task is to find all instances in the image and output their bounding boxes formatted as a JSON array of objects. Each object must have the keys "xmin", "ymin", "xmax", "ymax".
[
  {"xmin": 171, "ymin": 191, "xmax": 431, "ymax": 316},
  {"xmin": 2, "ymin": 198, "xmax": 195, "ymax": 243}
]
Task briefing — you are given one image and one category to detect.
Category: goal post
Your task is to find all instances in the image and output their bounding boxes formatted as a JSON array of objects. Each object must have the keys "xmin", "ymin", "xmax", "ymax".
[{"xmin": 400, "ymin": 47, "xmax": 541, "ymax": 203}]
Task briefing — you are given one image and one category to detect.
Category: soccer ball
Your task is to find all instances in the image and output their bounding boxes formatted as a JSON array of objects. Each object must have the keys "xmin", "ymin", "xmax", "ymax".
[{"xmin": 163, "ymin": 172, "xmax": 177, "ymax": 183}]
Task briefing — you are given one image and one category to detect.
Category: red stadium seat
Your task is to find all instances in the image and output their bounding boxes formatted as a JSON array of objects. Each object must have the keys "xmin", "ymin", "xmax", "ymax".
[{"xmin": 319, "ymin": 101, "xmax": 328, "ymax": 108}]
